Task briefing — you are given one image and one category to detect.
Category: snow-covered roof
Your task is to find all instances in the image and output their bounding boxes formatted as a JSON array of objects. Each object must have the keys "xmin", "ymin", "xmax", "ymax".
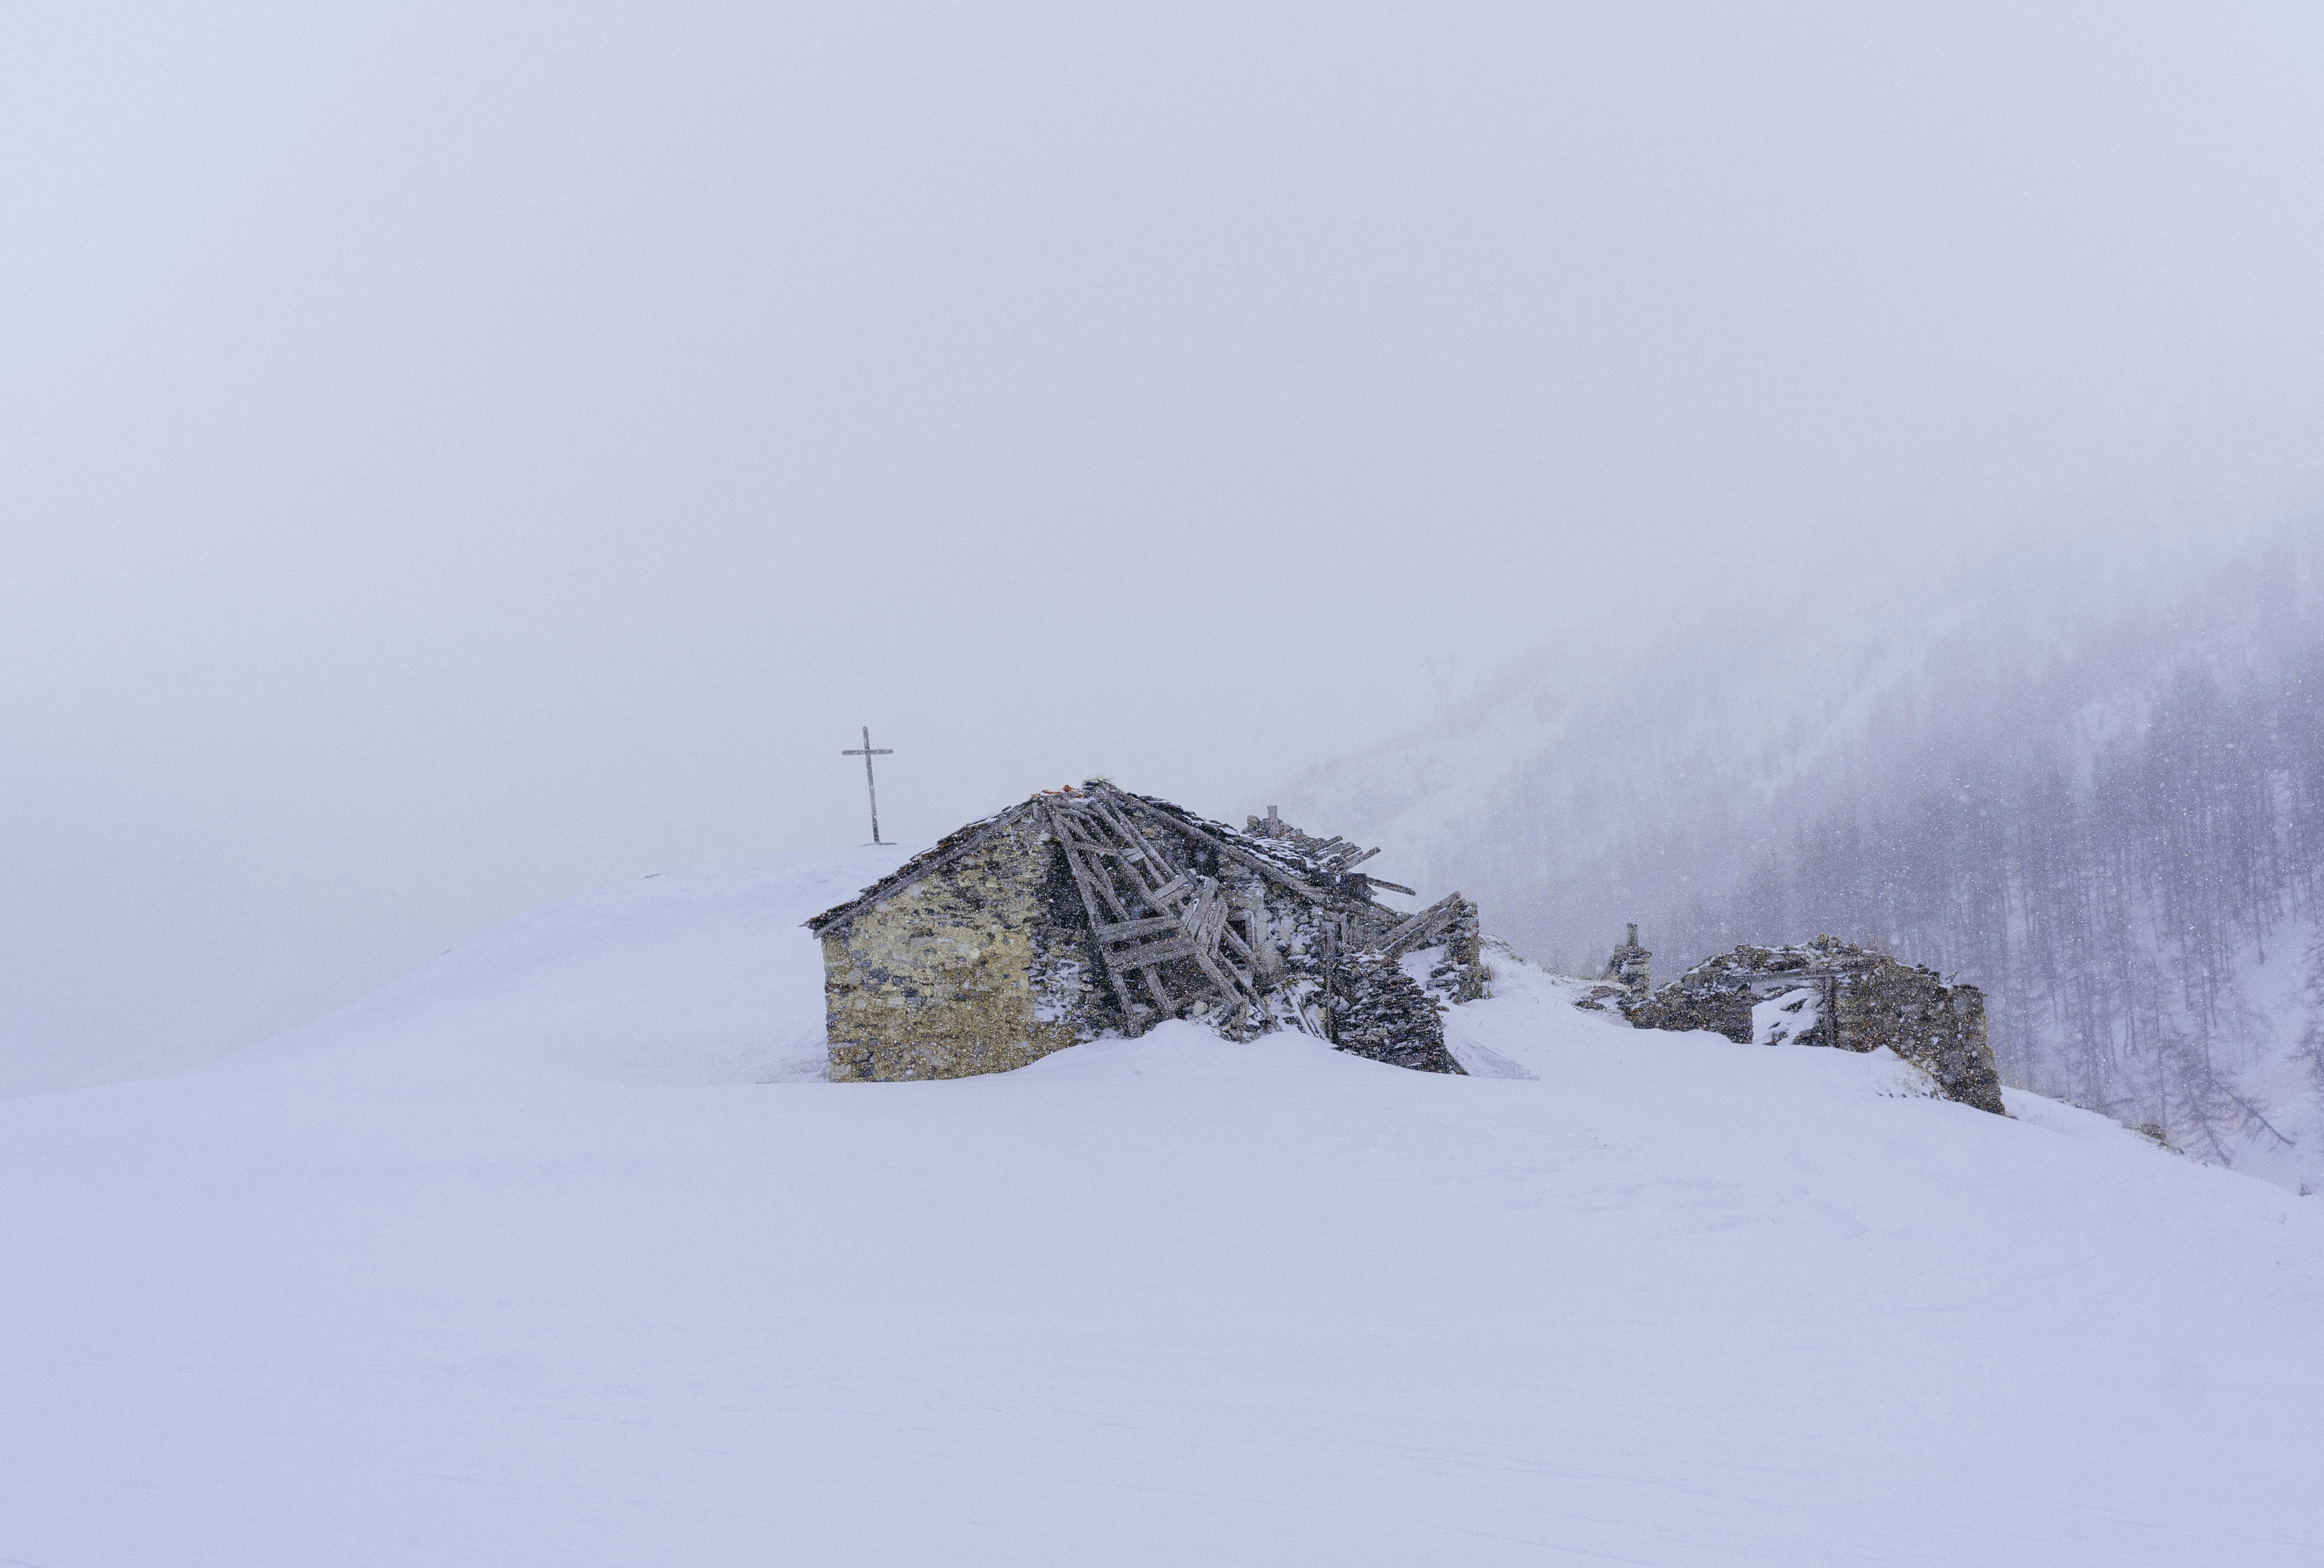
[{"xmin": 803, "ymin": 781, "xmax": 1406, "ymax": 936}]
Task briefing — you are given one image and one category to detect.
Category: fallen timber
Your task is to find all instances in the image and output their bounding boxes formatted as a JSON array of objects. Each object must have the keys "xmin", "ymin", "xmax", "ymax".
[{"xmin": 1047, "ymin": 784, "xmax": 1478, "ymax": 1066}]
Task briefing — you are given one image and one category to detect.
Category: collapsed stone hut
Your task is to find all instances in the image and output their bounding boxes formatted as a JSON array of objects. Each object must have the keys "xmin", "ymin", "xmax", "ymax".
[
  {"xmin": 1599, "ymin": 932, "xmax": 2006, "ymax": 1114},
  {"xmin": 806, "ymin": 781, "xmax": 1484, "ymax": 1082}
]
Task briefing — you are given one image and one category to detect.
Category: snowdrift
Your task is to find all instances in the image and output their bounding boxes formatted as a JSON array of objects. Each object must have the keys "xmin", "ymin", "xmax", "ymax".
[{"xmin": 3, "ymin": 848, "xmax": 2320, "ymax": 1567}]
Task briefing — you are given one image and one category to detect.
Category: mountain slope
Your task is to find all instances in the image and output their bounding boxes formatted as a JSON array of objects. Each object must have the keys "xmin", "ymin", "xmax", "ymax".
[
  {"xmin": 1281, "ymin": 526, "xmax": 2324, "ymax": 1187},
  {"xmin": 1280, "ymin": 530, "xmax": 2322, "ymax": 966},
  {"xmin": 3, "ymin": 849, "xmax": 2319, "ymax": 1566}
]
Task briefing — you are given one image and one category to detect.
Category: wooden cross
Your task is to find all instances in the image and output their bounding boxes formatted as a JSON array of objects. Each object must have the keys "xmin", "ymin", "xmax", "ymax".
[{"xmin": 841, "ymin": 726, "xmax": 893, "ymax": 845}]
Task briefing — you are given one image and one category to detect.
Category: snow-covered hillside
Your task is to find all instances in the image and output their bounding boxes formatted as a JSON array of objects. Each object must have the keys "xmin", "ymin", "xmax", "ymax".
[
  {"xmin": 4, "ymin": 849, "xmax": 2320, "ymax": 1566},
  {"xmin": 1282, "ymin": 530, "xmax": 2324, "ymax": 1193}
]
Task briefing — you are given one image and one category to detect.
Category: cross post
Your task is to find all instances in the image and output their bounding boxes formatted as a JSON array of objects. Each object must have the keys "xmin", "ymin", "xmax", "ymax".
[{"xmin": 841, "ymin": 726, "xmax": 894, "ymax": 845}]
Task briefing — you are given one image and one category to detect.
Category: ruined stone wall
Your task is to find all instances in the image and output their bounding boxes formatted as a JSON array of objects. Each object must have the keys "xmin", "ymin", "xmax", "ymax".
[
  {"xmin": 1626, "ymin": 936, "xmax": 2007, "ymax": 1114},
  {"xmin": 822, "ymin": 815, "xmax": 1115, "ymax": 1082},
  {"xmin": 1421, "ymin": 898, "xmax": 1487, "ymax": 1005},
  {"xmin": 1325, "ymin": 951, "xmax": 1464, "ymax": 1074}
]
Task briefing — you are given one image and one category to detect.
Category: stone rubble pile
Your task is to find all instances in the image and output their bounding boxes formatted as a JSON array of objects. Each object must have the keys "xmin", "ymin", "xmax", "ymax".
[{"xmin": 1604, "ymin": 931, "xmax": 2008, "ymax": 1114}]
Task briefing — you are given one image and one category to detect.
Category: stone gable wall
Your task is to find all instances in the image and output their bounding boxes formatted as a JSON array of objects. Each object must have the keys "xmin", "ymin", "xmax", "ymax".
[{"xmin": 821, "ymin": 815, "xmax": 1113, "ymax": 1082}]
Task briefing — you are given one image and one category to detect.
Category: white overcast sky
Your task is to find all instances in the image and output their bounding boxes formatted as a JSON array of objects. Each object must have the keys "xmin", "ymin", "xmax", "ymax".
[{"xmin": 5, "ymin": 3, "xmax": 2323, "ymax": 1084}]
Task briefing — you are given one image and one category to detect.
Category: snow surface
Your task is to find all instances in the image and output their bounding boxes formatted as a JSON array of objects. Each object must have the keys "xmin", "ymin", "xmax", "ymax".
[
  {"xmin": 2214, "ymin": 915, "xmax": 2324, "ymax": 1197},
  {"xmin": 1748, "ymin": 985, "xmax": 1822, "ymax": 1049},
  {"xmin": 5, "ymin": 846, "xmax": 2321, "ymax": 1566}
]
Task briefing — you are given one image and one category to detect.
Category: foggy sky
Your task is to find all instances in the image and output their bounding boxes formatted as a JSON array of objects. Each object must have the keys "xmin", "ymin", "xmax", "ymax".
[{"xmin": 7, "ymin": 2, "xmax": 2324, "ymax": 1089}]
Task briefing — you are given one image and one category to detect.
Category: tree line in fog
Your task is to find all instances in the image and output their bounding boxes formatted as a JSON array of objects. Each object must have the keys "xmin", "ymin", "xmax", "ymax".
[{"xmin": 1659, "ymin": 646, "xmax": 2324, "ymax": 1158}]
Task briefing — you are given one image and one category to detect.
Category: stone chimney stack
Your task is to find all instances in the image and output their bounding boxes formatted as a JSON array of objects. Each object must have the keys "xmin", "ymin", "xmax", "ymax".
[{"xmin": 1603, "ymin": 924, "xmax": 1653, "ymax": 1002}]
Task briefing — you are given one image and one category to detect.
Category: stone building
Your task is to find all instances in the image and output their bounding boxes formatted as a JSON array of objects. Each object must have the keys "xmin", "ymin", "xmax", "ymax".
[
  {"xmin": 1620, "ymin": 934, "xmax": 2007, "ymax": 1114},
  {"xmin": 806, "ymin": 781, "xmax": 1484, "ymax": 1082}
]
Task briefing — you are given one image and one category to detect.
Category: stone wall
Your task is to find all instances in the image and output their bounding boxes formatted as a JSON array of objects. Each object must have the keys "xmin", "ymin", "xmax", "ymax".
[
  {"xmin": 1416, "ymin": 898, "xmax": 1488, "ymax": 1006},
  {"xmin": 1579, "ymin": 923, "xmax": 1653, "ymax": 1017},
  {"xmin": 1325, "ymin": 951, "xmax": 1464, "ymax": 1074},
  {"xmin": 820, "ymin": 813, "xmax": 1114, "ymax": 1082},
  {"xmin": 1626, "ymin": 936, "xmax": 2006, "ymax": 1114}
]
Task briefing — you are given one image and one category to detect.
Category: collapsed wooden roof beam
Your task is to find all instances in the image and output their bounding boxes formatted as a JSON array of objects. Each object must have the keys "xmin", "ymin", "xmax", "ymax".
[{"xmin": 1100, "ymin": 787, "xmax": 1336, "ymax": 904}]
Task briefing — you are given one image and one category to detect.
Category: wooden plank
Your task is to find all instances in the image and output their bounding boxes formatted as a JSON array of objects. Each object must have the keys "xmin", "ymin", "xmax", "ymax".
[
  {"xmin": 1062, "ymin": 806, "xmax": 1160, "ymax": 874},
  {"xmin": 1095, "ymin": 914, "xmax": 1180, "ymax": 943},
  {"xmin": 1078, "ymin": 795, "xmax": 1169, "ymax": 904},
  {"xmin": 1136, "ymin": 964, "xmax": 1176, "ymax": 1013},
  {"xmin": 1050, "ymin": 809, "xmax": 1105, "ymax": 853},
  {"xmin": 1113, "ymin": 935, "xmax": 1197, "ymax": 969},
  {"xmin": 1189, "ymin": 947, "xmax": 1248, "ymax": 1007},
  {"xmin": 1079, "ymin": 788, "xmax": 1297, "ymax": 1013},
  {"xmin": 1059, "ymin": 827, "xmax": 1171, "ymax": 1050},
  {"xmin": 1177, "ymin": 875, "xmax": 1218, "ymax": 942},
  {"xmin": 1190, "ymin": 881, "xmax": 1230, "ymax": 951},
  {"xmin": 1080, "ymin": 854, "xmax": 1141, "ymax": 923},
  {"xmin": 1058, "ymin": 800, "xmax": 1181, "ymax": 1016},
  {"xmin": 1089, "ymin": 795, "xmax": 1185, "ymax": 899},
  {"xmin": 1379, "ymin": 892, "xmax": 1465, "ymax": 955},
  {"xmin": 1039, "ymin": 800, "xmax": 1137, "ymax": 1021},
  {"xmin": 1168, "ymin": 875, "xmax": 1255, "ymax": 1006},
  {"xmin": 1053, "ymin": 807, "xmax": 1144, "ymax": 863},
  {"xmin": 1219, "ymin": 922, "xmax": 1258, "ymax": 966},
  {"xmin": 1077, "ymin": 821, "xmax": 1193, "ymax": 1027},
  {"xmin": 1064, "ymin": 812, "xmax": 1148, "ymax": 915},
  {"xmin": 1104, "ymin": 789, "xmax": 1332, "ymax": 902},
  {"xmin": 1378, "ymin": 902, "xmax": 1451, "ymax": 955},
  {"xmin": 1080, "ymin": 792, "xmax": 1146, "ymax": 849},
  {"xmin": 1192, "ymin": 946, "xmax": 1250, "ymax": 1007},
  {"xmin": 1069, "ymin": 799, "xmax": 1180, "ymax": 1017}
]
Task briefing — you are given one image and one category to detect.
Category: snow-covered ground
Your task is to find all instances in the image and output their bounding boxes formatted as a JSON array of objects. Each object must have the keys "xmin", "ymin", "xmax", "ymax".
[
  {"xmin": 5, "ymin": 848, "xmax": 2320, "ymax": 1566},
  {"xmin": 2213, "ymin": 916, "xmax": 2324, "ymax": 1196}
]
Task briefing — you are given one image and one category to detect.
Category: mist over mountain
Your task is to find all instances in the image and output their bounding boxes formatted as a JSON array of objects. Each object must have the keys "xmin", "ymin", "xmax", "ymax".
[{"xmin": 1281, "ymin": 519, "xmax": 2324, "ymax": 1180}]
